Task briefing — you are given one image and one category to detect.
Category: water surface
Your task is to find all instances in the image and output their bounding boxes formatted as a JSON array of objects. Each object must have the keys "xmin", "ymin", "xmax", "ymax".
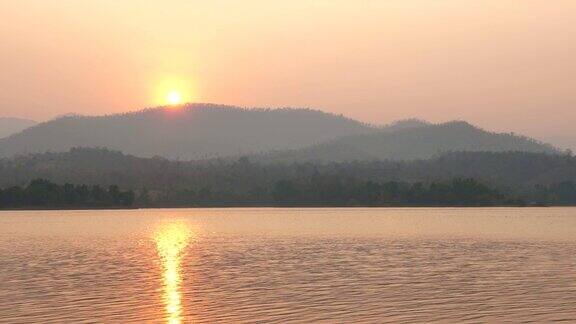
[{"xmin": 1, "ymin": 208, "xmax": 575, "ymax": 323}]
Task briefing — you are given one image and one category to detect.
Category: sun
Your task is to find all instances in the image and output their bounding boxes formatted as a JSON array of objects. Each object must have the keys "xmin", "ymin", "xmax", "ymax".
[
  {"xmin": 167, "ymin": 90, "xmax": 182, "ymax": 105},
  {"xmin": 154, "ymin": 77, "xmax": 196, "ymax": 106}
]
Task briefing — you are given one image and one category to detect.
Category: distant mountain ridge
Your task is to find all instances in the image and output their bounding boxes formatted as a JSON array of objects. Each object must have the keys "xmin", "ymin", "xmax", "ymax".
[
  {"xmin": 0, "ymin": 117, "xmax": 37, "ymax": 139},
  {"xmin": 379, "ymin": 118, "xmax": 430, "ymax": 132},
  {"xmin": 0, "ymin": 104, "xmax": 374, "ymax": 159},
  {"xmin": 251, "ymin": 120, "xmax": 557, "ymax": 162},
  {"xmin": 0, "ymin": 105, "xmax": 558, "ymax": 161}
]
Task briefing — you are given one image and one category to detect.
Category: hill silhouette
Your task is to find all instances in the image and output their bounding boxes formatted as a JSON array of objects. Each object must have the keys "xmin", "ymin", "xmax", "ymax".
[
  {"xmin": 0, "ymin": 106, "xmax": 558, "ymax": 161},
  {"xmin": 253, "ymin": 121, "xmax": 557, "ymax": 162},
  {"xmin": 0, "ymin": 104, "xmax": 373, "ymax": 159},
  {"xmin": 379, "ymin": 118, "xmax": 430, "ymax": 132},
  {"xmin": 0, "ymin": 117, "xmax": 37, "ymax": 139}
]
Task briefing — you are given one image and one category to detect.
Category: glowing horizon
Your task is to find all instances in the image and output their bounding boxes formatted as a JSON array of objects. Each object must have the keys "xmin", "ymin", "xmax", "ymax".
[{"xmin": 1, "ymin": 1, "xmax": 576, "ymax": 141}]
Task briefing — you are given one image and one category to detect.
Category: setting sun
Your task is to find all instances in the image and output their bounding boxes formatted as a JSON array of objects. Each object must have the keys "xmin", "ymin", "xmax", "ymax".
[
  {"xmin": 167, "ymin": 91, "xmax": 182, "ymax": 105},
  {"xmin": 153, "ymin": 77, "xmax": 196, "ymax": 107}
]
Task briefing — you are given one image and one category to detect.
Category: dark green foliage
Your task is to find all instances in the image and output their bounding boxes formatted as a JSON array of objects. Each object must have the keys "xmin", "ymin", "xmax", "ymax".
[
  {"xmin": 152, "ymin": 175, "xmax": 516, "ymax": 207},
  {"xmin": 1, "ymin": 148, "xmax": 576, "ymax": 207},
  {"xmin": 272, "ymin": 180, "xmax": 301, "ymax": 204},
  {"xmin": 0, "ymin": 179, "xmax": 135, "ymax": 209},
  {"xmin": 135, "ymin": 177, "xmax": 515, "ymax": 207},
  {"xmin": 268, "ymin": 178, "xmax": 514, "ymax": 206},
  {"xmin": 531, "ymin": 181, "xmax": 576, "ymax": 205}
]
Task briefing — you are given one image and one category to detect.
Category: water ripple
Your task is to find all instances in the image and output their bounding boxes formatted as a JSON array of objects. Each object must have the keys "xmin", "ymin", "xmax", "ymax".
[{"xmin": 1, "ymin": 208, "xmax": 575, "ymax": 323}]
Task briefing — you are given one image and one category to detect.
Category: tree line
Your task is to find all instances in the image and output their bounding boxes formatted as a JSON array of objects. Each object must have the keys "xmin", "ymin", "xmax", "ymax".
[
  {"xmin": 143, "ymin": 177, "xmax": 521, "ymax": 207},
  {"xmin": 271, "ymin": 178, "xmax": 519, "ymax": 206},
  {"xmin": 1, "ymin": 177, "xmax": 521, "ymax": 209},
  {"xmin": 0, "ymin": 179, "xmax": 135, "ymax": 209},
  {"xmin": 1, "ymin": 148, "xmax": 576, "ymax": 208}
]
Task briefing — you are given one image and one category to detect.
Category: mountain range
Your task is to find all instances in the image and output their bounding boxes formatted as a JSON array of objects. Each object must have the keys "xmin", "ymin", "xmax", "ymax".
[{"xmin": 0, "ymin": 104, "xmax": 559, "ymax": 160}]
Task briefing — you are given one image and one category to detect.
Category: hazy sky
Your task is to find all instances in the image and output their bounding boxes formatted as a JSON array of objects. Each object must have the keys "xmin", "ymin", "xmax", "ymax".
[{"xmin": 1, "ymin": 0, "xmax": 575, "ymax": 140}]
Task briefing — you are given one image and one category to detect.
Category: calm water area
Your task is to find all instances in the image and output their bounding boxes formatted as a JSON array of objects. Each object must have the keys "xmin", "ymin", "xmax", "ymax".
[{"xmin": 1, "ymin": 207, "xmax": 575, "ymax": 323}]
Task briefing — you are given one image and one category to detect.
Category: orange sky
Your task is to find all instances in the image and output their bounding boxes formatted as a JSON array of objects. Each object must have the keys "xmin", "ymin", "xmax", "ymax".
[{"xmin": 0, "ymin": 0, "xmax": 575, "ymax": 140}]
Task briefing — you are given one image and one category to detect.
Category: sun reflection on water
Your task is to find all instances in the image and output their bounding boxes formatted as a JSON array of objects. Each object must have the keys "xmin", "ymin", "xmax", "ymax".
[{"xmin": 154, "ymin": 222, "xmax": 192, "ymax": 324}]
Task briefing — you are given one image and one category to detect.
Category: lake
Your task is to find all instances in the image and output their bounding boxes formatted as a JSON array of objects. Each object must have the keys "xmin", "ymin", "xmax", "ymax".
[{"xmin": 1, "ymin": 208, "xmax": 575, "ymax": 323}]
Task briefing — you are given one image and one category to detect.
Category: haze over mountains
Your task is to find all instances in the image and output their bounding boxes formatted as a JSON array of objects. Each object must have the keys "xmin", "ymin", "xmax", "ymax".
[
  {"xmin": 0, "ymin": 104, "xmax": 372, "ymax": 160},
  {"xmin": 0, "ymin": 117, "xmax": 37, "ymax": 139},
  {"xmin": 254, "ymin": 120, "xmax": 557, "ymax": 163},
  {"xmin": 0, "ymin": 104, "xmax": 559, "ymax": 161}
]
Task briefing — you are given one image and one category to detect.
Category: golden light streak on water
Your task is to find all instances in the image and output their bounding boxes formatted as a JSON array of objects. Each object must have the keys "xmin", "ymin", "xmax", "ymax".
[{"xmin": 154, "ymin": 222, "xmax": 192, "ymax": 324}]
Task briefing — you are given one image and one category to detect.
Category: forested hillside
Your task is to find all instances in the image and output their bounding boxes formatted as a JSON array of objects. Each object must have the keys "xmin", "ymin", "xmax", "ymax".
[
  {"xmin": 0, "ymin": 104, "xmax": 373, "ymax": 159},
  {"xmin": 0, "ymin": 148, "xmax": 575, "ymax": 206},
  {"xmin": 0, "ymin": 105, "xmax": 557, "ymax": 162},
  {"xmin": 254, "ymin": 121, "xmax": 558, "ymax": 162}
]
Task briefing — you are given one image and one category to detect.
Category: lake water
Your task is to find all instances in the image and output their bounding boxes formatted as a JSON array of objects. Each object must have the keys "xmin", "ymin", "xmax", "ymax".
[{"xmin": 1, "ymin": 208, "xmax": 575, "ymax": 323}]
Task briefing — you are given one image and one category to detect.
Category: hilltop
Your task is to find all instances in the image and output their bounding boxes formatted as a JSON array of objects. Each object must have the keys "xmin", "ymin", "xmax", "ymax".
[
  {"xmin": 0, "ymin": 104, "xmax": 373, "ymax": 159},
  {"xmin": 0, "ymin": 117, "xmax": 37, "ymax": 139},
  {"xmin": 253, "ymin": 121, "xmax": 557, "ymax": 162}
]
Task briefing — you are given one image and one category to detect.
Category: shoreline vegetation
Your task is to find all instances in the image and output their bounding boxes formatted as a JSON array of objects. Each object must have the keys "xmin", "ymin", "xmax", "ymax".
[
  {"xmin": 2, "ymin": 148, "xmax": 576, "ymax": 210},
  {"xmin": 0, "ymin": 179, "xmax": 135, "ymax": 210},
  {"xmin": 0, "ymin": 178, "xmax": 533, "ymax": 210},
  {"xmin": 0, "ymin": 205, "xmax": 545, "ymax": 211}
]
